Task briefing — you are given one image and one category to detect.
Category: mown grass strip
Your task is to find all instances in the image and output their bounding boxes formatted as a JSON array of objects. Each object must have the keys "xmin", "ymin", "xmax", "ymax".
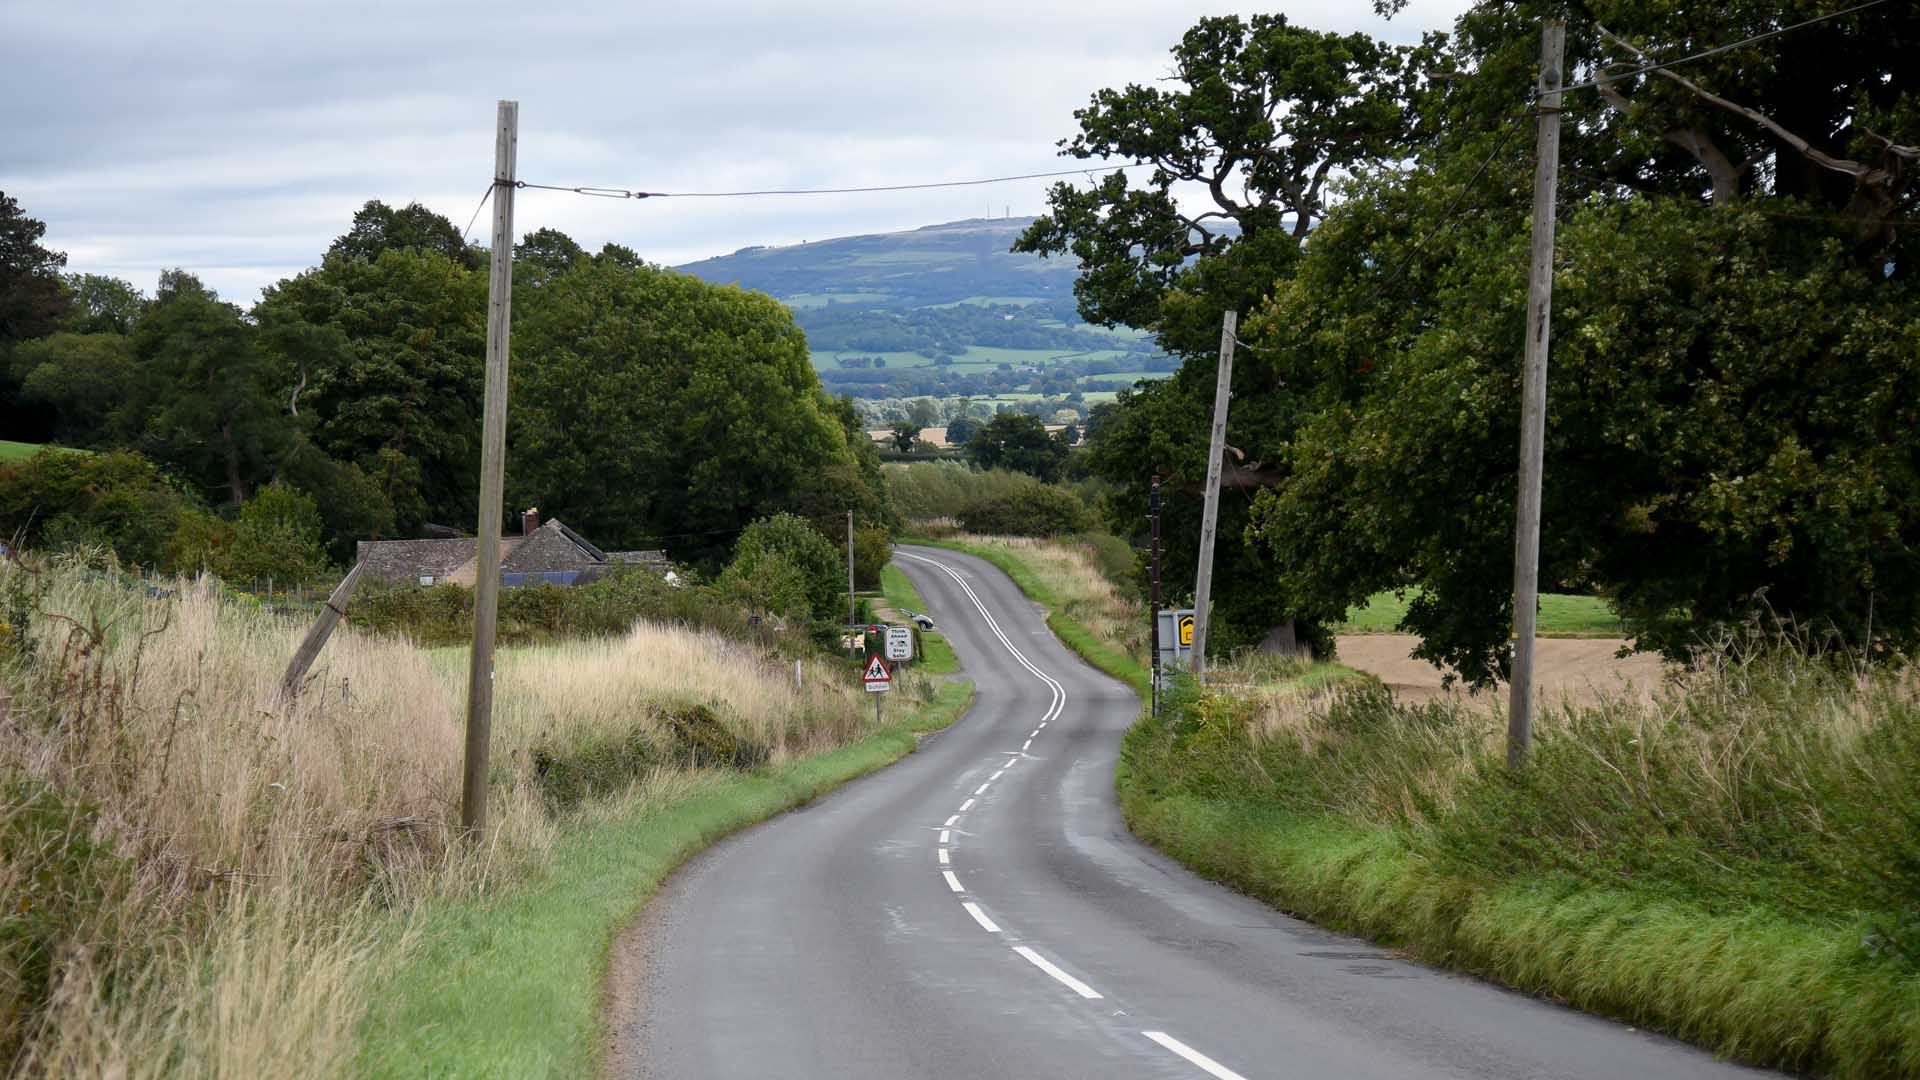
[
  {"xmin": 902, "ymin": 536, "xmax": 1150, "ymax": 695},
  {"xmin": 357, "ymin": 677, "xmax": 974, "ymax": 1078},
  {"xmin": 1115, "ymin": 779, "xmax": 1920, "ymax": 1078}
]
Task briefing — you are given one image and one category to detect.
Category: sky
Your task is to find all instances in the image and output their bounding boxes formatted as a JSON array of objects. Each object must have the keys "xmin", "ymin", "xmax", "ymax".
[{"xmin": 4, "ymin": 0, "xmax": 1470, "ymax": 305}]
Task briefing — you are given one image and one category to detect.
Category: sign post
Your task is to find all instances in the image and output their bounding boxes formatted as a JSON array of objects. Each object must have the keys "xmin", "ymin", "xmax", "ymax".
[{"xmin": 863, "ymin": 653, "xmax": 892, "ymax": 726}]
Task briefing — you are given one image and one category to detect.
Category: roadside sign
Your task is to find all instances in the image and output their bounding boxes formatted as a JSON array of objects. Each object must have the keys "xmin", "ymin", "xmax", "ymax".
[
  {"xmin": 884, "ymin": 625, "xmax": 913, "ymax": 662},
  {"xmin": 862, "ymin": 654, "xmax": 892, "ymax": 692},
  {"xmin": 1156, "ymin": 608, "xmax": 1195, "ymax": 676},
  {"xmin": 1178, "ymin": 613, "xmax": 1194, "ymax": 648}
]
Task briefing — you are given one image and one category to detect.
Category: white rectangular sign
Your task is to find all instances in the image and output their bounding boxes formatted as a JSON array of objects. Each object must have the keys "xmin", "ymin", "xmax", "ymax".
[{"xmin": 884, "ymin": 626, "xmax": 913, "ymax": 662}]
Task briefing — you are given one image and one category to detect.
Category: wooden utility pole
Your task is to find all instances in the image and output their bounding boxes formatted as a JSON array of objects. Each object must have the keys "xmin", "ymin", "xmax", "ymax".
[
  {"xmin": 1190, "ymin": 310, "xmax": 1237, "ymax": 682},
  {"xmin": 462, "ymin": 99, "xmax": 518, "ymax": 836},
  {"xmin": 1148, "ymin": 477, "xmax": 1163, "ymax": 716},
  {"xmin": 277, "ymin": 561, "xmax": 365, "ymax": 704},
  {"xmin": 1508, "ymin": 23, "xmax": 1564, "ymax": 768},
  {"xmin": 847, "ymin": 510, "xmax": 857, "ymax": 629}
]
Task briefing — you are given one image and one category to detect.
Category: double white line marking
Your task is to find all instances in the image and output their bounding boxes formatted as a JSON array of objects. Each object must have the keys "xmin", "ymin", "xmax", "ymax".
[{"xmin": 898, "ymin": 549, "xmax": 1249, "ymax": 1080}]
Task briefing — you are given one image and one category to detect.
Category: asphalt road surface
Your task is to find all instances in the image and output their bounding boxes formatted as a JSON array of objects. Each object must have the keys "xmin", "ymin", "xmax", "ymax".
[{"xmin": 630, "ymin": 545, "xmax": 1772, "ymax": 1079}]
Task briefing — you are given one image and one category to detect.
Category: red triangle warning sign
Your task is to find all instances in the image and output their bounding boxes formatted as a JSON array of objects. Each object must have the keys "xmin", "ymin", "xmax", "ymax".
[{"xmin": 863, "ymin": 655, "xmax": 892, "ymax": 683}]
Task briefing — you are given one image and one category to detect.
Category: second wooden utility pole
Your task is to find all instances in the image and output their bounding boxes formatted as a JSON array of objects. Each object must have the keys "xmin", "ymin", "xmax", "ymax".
[
  {"xmin": 1190, "ymin": 309, "xmax": 1237, "ymax": 682},
  {"xmin": 1508, "ymin": 23, "xmax": 1564, "ymax": 768},
  {"xmin": 462, "ymin": 99, "xmax": 518, "ymax": 836},
  {"xmin": 847, "ymin": 510, "xmax": 857, "ymax": 629}
]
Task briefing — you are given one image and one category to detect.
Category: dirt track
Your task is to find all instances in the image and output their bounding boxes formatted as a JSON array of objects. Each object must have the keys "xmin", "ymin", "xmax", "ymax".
[{"xmin": 1335, "ymin": 634, "xmax": 1667, "ymax": 709}]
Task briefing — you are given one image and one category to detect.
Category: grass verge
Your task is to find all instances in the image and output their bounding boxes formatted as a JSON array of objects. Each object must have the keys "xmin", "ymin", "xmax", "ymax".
[
  {"xmin": 356, "ymin": 678, "xmax": 974, "ymax": 1078},
  {"xmin": 879, "ymin": 562, "xmax": 959, "ymax": 675},
  {"xmin": 903, "ymin": 535, "xmax": 1149, "ymax": 694},
  {"xmin": 1118, "ymin": 666, "xmax": 1920, "ymax": 1078}
]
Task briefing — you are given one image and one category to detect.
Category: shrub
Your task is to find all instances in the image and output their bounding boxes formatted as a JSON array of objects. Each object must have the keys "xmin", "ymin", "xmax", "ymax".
[
  {"xmin": 852, "ymin": 525, "xmax": 890, "ymax": 590},
  {"xmin": 216, "ymin": 482, "xmax": 329, "ymax": 585},
  {"xmin": 957, "ymin": 485, "xmax": 1091, "ymax": 537},
  {"xmin": 726, "ymin": 513, "xmax": 843, "ymax": 623}
]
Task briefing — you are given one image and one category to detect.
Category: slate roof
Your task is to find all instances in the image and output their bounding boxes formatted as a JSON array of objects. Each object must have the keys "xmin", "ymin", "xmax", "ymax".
[{"xmin": 356, "ymin": 519, "xmax": 669, "ymax": 586}]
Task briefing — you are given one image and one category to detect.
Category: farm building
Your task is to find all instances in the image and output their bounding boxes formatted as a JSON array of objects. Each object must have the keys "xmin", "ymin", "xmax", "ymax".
[{"xmin": 356, "ymin": 510, "xmax": 672, "ymax": 587}]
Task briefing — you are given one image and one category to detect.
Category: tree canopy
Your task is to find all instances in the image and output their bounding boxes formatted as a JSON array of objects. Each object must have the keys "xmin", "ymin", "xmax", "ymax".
[{"xmin": 1050, "ymin": 2, "xmax": 1920, "ymax": 676}]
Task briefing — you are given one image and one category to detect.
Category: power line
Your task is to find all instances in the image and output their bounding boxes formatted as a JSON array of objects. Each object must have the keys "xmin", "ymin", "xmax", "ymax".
[
  {"xmin": 1373, "ymin": 112, "xmax": 1532, "ymax": 295},
  {"xmin": 513, "ymin": 163, "xmax": 1148, "ymax": 201},
  {"xmin": 1556, "ymin": 0, "xmax": 1893, "ymax": 97},
  {"xmin": 458, "ymin": 182, "xmax": 495, "ymax": 243}
]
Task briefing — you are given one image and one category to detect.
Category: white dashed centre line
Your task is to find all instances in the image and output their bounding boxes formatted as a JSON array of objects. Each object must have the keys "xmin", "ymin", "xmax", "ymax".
[
  {"xmin": 959, "ymin": 798, "xmax": 974, "ymax": 812},
  {"xmin": 943, "ymin": 870, "xmax": 965, "ymax": 893},
  {"xmin": 1022, "ymin": 739, "xmax": 1033, "ymax": 751},
  {"xmin": 939, "ymin": 829, "xmax": 951, "ymax": 844},
  {"xmin": 1142, "ymin": 1032, "xmax": 1250, "ymax": 1080},
  {"xmin": 962, "ymin": 902, "xmax": 1002, "ymax": 933},
  {"xmin": 1012, "ymin": 946, "xmax": 1103, "ymax": 999},
  {"xmin": 990, "ymin": 769, "xmax": 1004, "ymax": 781},
  {"xmin": 974, "ymin": 782, "xmax": 991, "ymax": 795},
  {"xmin": 938, "ymin": 848, "xmax": 950, "ymax": 865},
  {"xmin": 944, "ymin": 815, "xmax": 959, "ymax": 827}
]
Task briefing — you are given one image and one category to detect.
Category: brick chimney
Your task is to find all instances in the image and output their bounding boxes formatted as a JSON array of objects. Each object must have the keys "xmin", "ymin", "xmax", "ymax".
[{"xmin": 521, "ymin": 507, "xmax": 539, "ymax": 536}]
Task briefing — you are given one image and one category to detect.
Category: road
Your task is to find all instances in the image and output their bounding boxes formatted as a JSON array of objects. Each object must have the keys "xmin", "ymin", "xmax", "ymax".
[{"xmin": 628, "ymin": 545, "xmax": 1770, "ymax": 1079}]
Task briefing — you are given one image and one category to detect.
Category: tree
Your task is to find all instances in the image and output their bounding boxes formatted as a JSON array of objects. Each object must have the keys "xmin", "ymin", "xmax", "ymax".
[
  {"xmin": 133, "ymin": 273, "xmax": 287, "ymax": 506},
  {"xmin": 1010, "ymin": 14, "xmax": 1427, "ymax": 654},
  {"xmin": 328, "ymin": 200, "xmax": 478, "ymax": 268},
  {"xmin": 967, "ymin": 413, "xmax": 1067, "ymax": 482},
  {"xmin": 890, "ymin": 423, "xmax": 919, "ymax": 453},
  {"xmin": 945, "ymin": 414, "xmax": 975, "ymax": 447},
  {"xmin": 1181, "ymin": 0, "xmax": 1920, "ymax": 681},
  {"xmin": 509, "ymin": 258, "xmax": 881, "ymax": 563},
  {"xmin": 61, "ymin": 274, "xmax": 143, "ymax": 335},
  {"xmin": 906, "ymin": 397, "xmax": 942, "ymax": 428},
  {"xmin": 516, "ymin": 227, "xmax": 587, "ymax": 287},
  {"xmin": 11, "ymin": 332, "xmax": 139, "ymax": 445},
  {"xmin": 254, "ymin": 248, "xmax": 486, "ymax": 533},
  {"xmin": 1013, "ymin": 15, "xmax": 1421, "ymax": 358},
  {"xmin": 0, "ymin": 192, "xmax": 73, "ymax": 441}
]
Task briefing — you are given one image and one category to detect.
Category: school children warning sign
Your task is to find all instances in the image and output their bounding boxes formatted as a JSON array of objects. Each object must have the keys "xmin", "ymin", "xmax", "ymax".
[{"xmin": 862, "ymin": 654, "xmax": 892, "ymax": 692}]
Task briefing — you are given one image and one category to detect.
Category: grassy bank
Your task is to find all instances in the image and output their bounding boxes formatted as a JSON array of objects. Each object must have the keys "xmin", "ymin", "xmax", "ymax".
[
  {"xmin": 903, "ymin": 534, "xmax": 1149, "ymax": 693},
  {"xmin": 0, "ymin": 551, "xmax": 969, "ymax": 1077},
  {"xmin": 358, "ymin": 677, "xmax": 971, "ymax": 1077},
  {"xmin": 1119, "ymin": 662, "xmax": 1920, "ymax": 1078}
]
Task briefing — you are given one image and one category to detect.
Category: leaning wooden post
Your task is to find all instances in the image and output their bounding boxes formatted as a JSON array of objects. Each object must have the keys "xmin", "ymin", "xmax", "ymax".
[
  {"xmin": 278, "ymin": 561, "xmax": 365, "ymax": 704},
  {"xmin": 463, "ymin": 99, "xmax": 518, "ymax": 838}
]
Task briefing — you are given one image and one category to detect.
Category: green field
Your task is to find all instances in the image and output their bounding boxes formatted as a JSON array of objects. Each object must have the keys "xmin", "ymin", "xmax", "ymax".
[
  {"xmin": 808, "ymin": 344, "xmax": 1164, "ymax": 375},
  {"xmin": 0, "ymin": 440, "xmax": 89, "ymax": 462},
  {"xmin": 782, "ymin": 291, "xmax": 891, "ymax": 308},
  {"xmin": 1341, "ymin": 589, "xmax": 1626, "ymax": 637}
]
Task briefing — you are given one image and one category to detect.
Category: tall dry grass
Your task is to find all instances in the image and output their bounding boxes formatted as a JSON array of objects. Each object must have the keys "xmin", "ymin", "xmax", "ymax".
[
  {"xmin": 943, "ymin": 532, "xmax": 1148, "ymax": 663},
  {"xmin": 0, "ymin": 551, "xmax": 882, "ymax": 1076}
]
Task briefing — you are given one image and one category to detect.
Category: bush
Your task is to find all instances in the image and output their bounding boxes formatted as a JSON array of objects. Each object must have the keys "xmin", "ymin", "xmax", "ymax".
[
  {"xmin": 726, "ymin": 513, "xmax": 843, "ymax": 623},
  {"xmin": 852, "ymin": 525, "xmax": 890, "ymax": 590},
  {"xmin": 957, "ymin": 485, "xmax": 1091, "ymax": 537},
  {"xmin": 884, "ymin": 461, "xmax": 1053, "ymax": 522},
  {"xmin": 0, "ymin": 449, "xmax": 193, "ymax": 570},
  {"xmin": 216, "ymin": 482, "xmax": 330, "ymax": 585}
]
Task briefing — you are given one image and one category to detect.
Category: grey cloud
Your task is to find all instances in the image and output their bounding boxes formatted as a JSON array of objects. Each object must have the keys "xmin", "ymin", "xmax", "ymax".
[{"xmin": 5, "ymin": 0, "xmax": 1467, "ymax": 303}]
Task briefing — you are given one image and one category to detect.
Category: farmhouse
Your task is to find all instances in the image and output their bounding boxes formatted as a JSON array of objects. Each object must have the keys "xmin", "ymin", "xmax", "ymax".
[{"xmin": 356, "ymin": 510, "xmax": 672, "ymax": 587}]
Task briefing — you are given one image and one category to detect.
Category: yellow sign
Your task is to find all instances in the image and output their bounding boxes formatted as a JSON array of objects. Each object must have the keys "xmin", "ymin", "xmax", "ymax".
[{"xmin": 1178, "ymin": 614, "xmax": 1194, "ymax": 647}]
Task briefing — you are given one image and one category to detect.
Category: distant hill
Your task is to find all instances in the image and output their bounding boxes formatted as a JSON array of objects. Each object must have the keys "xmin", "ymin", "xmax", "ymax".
[
  {"xmin": 675, "ymin": 217, "xmax": 1075, "ymax": 310},
  {"xmin": 675, "ymin": 219, "xmax": 1172, "ymax": 410}
]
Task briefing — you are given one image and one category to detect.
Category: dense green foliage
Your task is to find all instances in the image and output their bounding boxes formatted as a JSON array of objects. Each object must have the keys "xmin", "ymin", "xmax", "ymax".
[
  {"xmin": 0, "ymin": 193, "xmax": 890, "ymax": 594},
  {"xmin": 1121, "ymin": 655, "xmax": 1920, "ymax": 1076},
  {"xmin": 1039, "ymin": 4, "xmax": 1920, "ymax": 679},
  {"xmin": 966, "ymin": 413, "xmax": 1069, "ymax": 481},
  {"xmin": 509, "ymin": 258, "xmax": 881, "ymax": 562},
  {"xmin": 955, "ymin": 485, "xmax": 1091, "ymax": 537}
]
